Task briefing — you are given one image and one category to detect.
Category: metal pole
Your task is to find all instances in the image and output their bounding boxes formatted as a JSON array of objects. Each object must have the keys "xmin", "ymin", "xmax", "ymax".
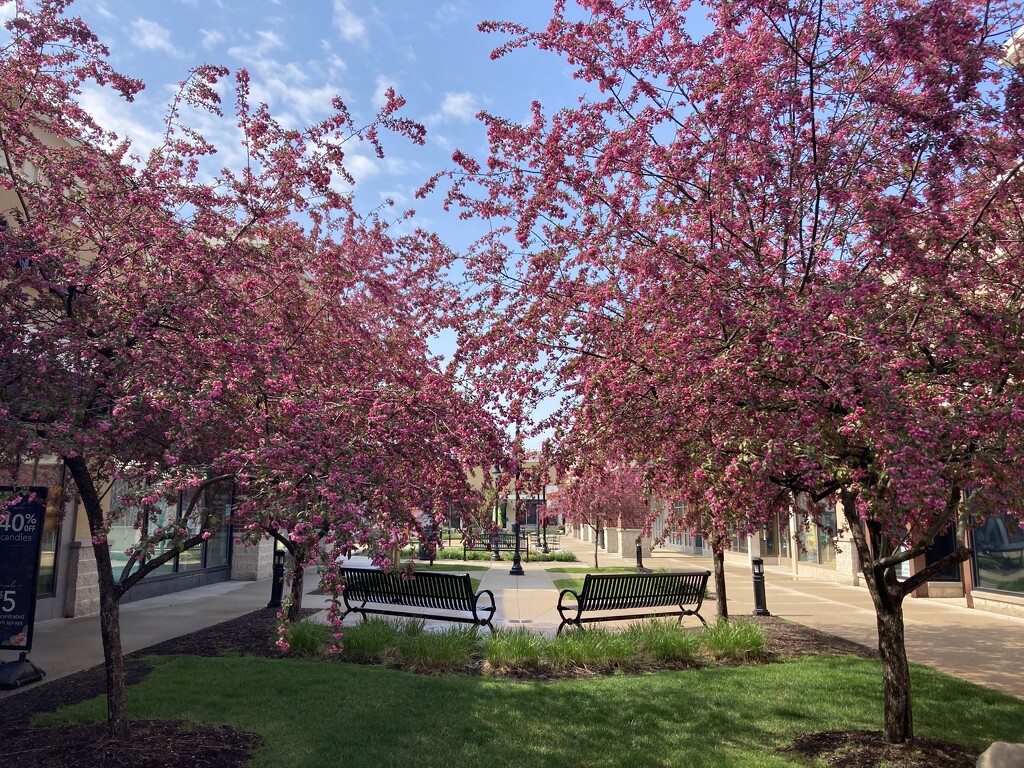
[
  {"xmin": 510, "ymin": 521, "xmax": 524, "ymax": 575},
  {"xmin": 541, "ymin": 482, "xmax": 549, "ymax": 553},
  {"xmin": 635, "ymin": 536, "xmax": 644, "ymax": 571}
]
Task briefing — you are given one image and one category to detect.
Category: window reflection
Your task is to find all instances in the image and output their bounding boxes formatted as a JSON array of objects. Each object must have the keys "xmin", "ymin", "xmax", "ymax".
[{"xmin": 975, "ymin": 513, "xmax": 1024, "ymax": 595}]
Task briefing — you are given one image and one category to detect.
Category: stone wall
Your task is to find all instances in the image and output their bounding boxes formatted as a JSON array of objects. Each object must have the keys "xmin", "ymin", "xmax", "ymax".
[{"xmin": 62, "ymin": 541, "xmax": 100, "ymax": 617}]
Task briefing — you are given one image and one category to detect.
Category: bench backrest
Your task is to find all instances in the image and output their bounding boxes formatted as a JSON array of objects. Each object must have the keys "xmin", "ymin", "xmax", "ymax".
[
  {"xmin": 464, "ymin": 532, "xmax": 525, "ymax": 548},
  {"xmin": 579, "ymin": 571, "xmax": 709, "ymax": 611},
  {"xmin": 341, "ymin": 567, "xmax": 475, "ymax": 611}
]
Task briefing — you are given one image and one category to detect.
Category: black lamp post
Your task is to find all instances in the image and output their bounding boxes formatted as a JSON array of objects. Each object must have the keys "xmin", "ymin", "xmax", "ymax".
[
  {"xmin": 540, "ymin": 482, "xmax": 549, "ymax": 554},
  {"xmin": 509, "ymin": 521, "xmax": 525, "ymax": 575},
  {"xmin": 751, "ymin": 557, "xmax": 771, "ymax": 616},
  {"xmin": 509, "ymin": 463, "xmax": 524, "ymax": 576}
]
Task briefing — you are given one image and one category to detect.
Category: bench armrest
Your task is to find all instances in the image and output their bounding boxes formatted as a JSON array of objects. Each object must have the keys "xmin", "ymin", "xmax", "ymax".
[{"xmin": 474, "ymin": 588, "xmax": 496, "ymax": 613}]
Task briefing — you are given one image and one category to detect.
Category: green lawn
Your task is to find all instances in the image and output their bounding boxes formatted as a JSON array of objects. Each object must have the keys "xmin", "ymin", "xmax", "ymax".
[
  {"xmin": 546, "ymin": 565, "xmax": 650, "ymax": 593},
  {"xmin": 37, "ymin": 655, "xmax": 1024, "ymax": 768}
]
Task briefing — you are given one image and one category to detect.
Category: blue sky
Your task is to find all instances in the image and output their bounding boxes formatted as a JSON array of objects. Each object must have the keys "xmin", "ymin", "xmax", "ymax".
[{"xmin": 34, "ymin": 0, "xmax": 585, "ymax": 256}]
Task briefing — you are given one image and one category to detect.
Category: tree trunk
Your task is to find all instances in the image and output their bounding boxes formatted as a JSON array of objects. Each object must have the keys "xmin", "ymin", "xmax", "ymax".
[
  {"xmin": 841, "ymin": 490, "xmax": 914, "ymax": 744},
  {"xmin": 875, "ymin": 594, "xmax": 913, "ymax": 743},
  {"xmin": 97, "ymin": 573, "xmax": 129, "ymax": 739},
  {"xmin": 287, "ymin": 561, "xmax": 304, "ymax": 623},
  {"xmin": 64, "ymin": 456, "xmax": 131, "ymax": 738},
  {"xmin": 712, "ymin": 539, "xmax": 728, "ymax": 621}
]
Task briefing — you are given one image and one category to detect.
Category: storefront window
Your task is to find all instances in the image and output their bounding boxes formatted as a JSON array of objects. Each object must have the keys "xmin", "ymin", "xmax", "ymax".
[
  {"xmin": 761, "ymin": 517, "xmax": 779, "ymax": 557},
  {"xmin": 36, "ymin": 486, "xmax": 61, "ymax": 596},
  {"xmin": 731, "ymin": 530, "xmax": 749, "ymax": 553},
  {"xmin": 974, "ymin": 513, "xmax": 1024, "ymax": 595},
  {"xmin": 107, "ymin": 480, "xmax": 232, "ymax": 579},
  {"xmin": 796, "ymin": 496, "xmax": 837, "ymax": 567}
]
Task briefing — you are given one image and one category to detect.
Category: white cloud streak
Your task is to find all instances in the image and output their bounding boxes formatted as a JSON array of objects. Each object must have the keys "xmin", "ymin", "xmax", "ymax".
[
  {"xmin": 332, "ymin": 0, "xmax": 366, "ymax": 43},
  {"xmin": 129, "ymin": 18, "xmax": 180, "ymax": 55}
]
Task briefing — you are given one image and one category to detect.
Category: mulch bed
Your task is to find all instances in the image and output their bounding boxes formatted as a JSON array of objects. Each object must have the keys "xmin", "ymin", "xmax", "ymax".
[{"xmin": 0, "ymin": 610, "xmax": 981, "ymax": 768}]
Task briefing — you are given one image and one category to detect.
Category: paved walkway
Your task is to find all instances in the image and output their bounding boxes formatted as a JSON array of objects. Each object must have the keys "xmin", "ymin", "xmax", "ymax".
[{"xmin": 3, "ymin": 537, "xmax": 1023, "ymax": 702}]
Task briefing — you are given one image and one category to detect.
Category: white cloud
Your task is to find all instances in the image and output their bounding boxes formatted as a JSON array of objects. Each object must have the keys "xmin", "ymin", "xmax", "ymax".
[
  {"xmin": 92, "ymin": 2, "xmax": 117, "ymax": 21},
  {"xmin": 332, "ymin": 0, "xmax": 366, "ymax": 43},
  {"xmin": 0, "ymin": 3, "xmax": 16, "ymax": 23},
  {"xmin": 78, "ymin": 85, "xmax": 166, "ymax": 157},
  {"xmin": 428, "ymin": 91, "xmax": 480, "ymax": 124},
  {"xmin": 326, "ymin": 53, "xmax": 347, "ymax": 76},
  {"xmin": 254, "ymin": 30, "xmax": 284, "ymax": 51},
  {"xmin": 345, "ymin": 153, "xmax": 381, "ymax": 184},
  {"xmin": 372, "ymin": 74, "xmax": 398, "ymax": 110},
  {"xmin": 226, "ymin": 30, "xmax": 286, "ymax": 62},
  {"xmin": 429, "ymin": 2, "xmax": 465, "ymax": 31},
  {"xmin": 200, "ymin": 29, "xmax": 225, "ymax": 50},
  {"xmin": 129, "ymin": 18, "xmax": 179, "ymax": 56}
]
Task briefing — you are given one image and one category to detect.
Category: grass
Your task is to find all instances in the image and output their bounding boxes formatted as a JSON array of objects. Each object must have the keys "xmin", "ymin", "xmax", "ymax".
[
  {"xmin": 399, "ymin": 562, "xmax": 491, "ymax": 572},
  {"xmin": 38, "ymin": 653, "xmax": 1024, "ymax": 768},
  {"xmin": 547, "ymin": 565, "xmax": 661, "ymax": 594}
]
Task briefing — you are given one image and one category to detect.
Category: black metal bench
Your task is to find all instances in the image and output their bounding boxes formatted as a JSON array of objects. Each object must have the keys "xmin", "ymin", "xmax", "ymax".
[
  {"xmin": 528, "ymin": 531, "xmax": 560, "ymax": 551},
  {"xmin": 340, "ymin": 567, "xmax": 496, "ymax": 632},
  {"xmin": 556, "ymin": 570, "xmax": 711, "ymax": 634},
  {"xmin": 462, "ymin": 531, "xmax": 530, "ymax": 561}
]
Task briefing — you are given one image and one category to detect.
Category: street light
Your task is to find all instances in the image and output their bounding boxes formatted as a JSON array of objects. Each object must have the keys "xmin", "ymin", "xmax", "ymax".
[
  {"xmin": 509, "ymin": 461, "xmax": 524, "ymax": 576},
  {"xmin": 540, "ymin": 481, "xmax": 549, "ymax": 554},
  {"xmin": 509, "ymin": 520, "xmax": 525, "ymax": 575}
]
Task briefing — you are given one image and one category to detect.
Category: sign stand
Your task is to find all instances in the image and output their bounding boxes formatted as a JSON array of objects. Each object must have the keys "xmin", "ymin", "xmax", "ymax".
[
  {"xmin": 0, "ymin": 651, "xmax": 45, "ymax": 688},
  {"xmin": 0, "ymin": 487, "xmax": 48, "ymax": 690}
]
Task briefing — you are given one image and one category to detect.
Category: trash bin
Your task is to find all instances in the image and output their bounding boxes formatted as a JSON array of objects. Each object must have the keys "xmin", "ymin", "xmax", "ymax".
[{"xmin": 418, "ymin": 526, "xmax": 434, "ymax": 560}]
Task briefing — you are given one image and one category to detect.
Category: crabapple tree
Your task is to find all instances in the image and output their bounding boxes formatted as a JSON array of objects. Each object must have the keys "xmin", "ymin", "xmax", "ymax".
[{"xmin": 440, "ymin": 0, "xmax": 1024, "ymax": 744}]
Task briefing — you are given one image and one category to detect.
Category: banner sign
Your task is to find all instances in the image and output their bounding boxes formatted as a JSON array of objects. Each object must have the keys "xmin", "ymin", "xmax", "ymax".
[{"xmin": 0, "ymin": 487, "xmax": 47, "ymax": 652}]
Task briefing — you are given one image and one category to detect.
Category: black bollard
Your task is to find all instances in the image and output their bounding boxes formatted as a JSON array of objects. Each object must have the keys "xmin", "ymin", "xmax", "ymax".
[
  {"xmin": 752, "ymin": 557, "xmax": 771, "ymax": 616},
  {"xmin": 267, "ymin": 547, "xmax": 287, "ymax": 609},
  {"xmin": 635, "ymin": 536, "xmax": 644, "ymax": 571}
]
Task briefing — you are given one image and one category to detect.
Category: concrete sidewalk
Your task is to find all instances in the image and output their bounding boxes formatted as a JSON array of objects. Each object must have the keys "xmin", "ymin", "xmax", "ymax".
[{"xmin": 4, "ymin": 540, "xmax": 1024, "ymax": 703}]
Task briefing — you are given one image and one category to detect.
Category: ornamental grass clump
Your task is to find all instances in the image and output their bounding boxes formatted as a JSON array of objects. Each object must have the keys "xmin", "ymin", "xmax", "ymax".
[
  {"xmin": 284, "ymin": 619, "xmax": 332, "ymax": 657},
  {"xmin": 338, "ymin": 618, "xmax": 480, "ymax": 671},
  {"xmin": 625, "ymin": 619, "xmax": 702, "ymax": 664},
  {"xmin": 396, "ymin": 623, "xmax": 481, "ymax": 672},
  {"xmin": 486, "ymin": 628, "xmax": 546, "ymax": 670},
  {"xmin": 701, "ymin": 620, "xmax": 767, "ymax": 661},
  {"xmin": 338, "ymin": 617, "xmax": 403, "ymax": 663},
  {"xmin": 544, "ymin": 626, "xmax": 634, "ymax": 671}
]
